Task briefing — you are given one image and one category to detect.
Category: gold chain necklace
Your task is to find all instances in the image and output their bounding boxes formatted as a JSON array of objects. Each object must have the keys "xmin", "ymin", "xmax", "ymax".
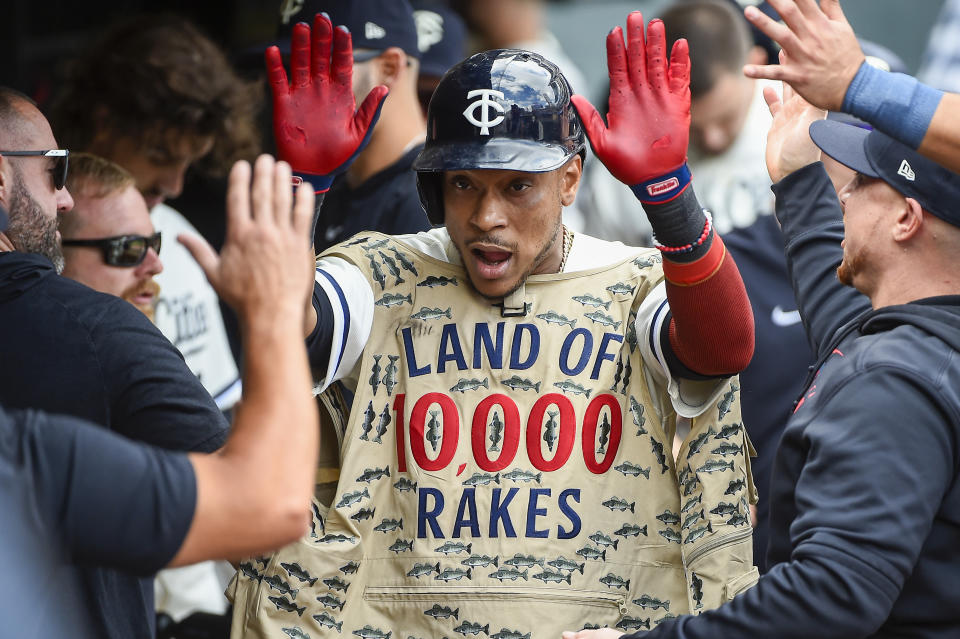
[{"xmin": 558, "ymin": 225, "xmax": 573, "ymax": 272}]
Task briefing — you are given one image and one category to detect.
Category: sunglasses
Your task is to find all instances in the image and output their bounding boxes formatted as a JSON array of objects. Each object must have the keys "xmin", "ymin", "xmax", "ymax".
[
  {"xmin": 61, "ymin": 232, "xmax": 162, "ymax": 267},
  {"xmin": 0, "ymin": 149, "xmax": 69, "ymax": 190}
]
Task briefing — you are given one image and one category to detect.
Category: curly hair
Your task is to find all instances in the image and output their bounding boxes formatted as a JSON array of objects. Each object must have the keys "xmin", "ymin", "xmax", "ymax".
[{"xmin": 49, "ymin": 14, "xmax": 262, "ymax": 177}]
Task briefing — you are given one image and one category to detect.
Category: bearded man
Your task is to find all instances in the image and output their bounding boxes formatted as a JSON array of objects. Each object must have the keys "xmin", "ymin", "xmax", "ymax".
[{"xmin": 59, "ymin": 153, "xmax": 163, "ymax": 321}]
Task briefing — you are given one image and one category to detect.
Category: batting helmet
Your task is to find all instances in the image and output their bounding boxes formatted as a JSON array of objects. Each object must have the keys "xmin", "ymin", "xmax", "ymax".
[{"xmin": 412, "ymin": 48, "xmax": 585, "ymax": 224}]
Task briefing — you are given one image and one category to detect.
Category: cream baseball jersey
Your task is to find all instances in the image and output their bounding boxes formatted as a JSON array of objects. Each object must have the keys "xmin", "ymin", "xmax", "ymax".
[{"xmin": 228, "ymin": 229, "xmax": 758, "ymax": 638}]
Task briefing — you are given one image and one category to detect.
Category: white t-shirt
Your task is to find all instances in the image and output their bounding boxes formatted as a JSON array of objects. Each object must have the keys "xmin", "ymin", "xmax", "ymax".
[
  {"xmin": 312, "ymin": 228, "xmax": 728, "ymax": 419},
  {"xmin": 151, "ymin": 203, "xmax": 241, "ymax": 409},
  {"xmin": 151, "ymin": 204, "xmax": 242, "ymax": 619}
]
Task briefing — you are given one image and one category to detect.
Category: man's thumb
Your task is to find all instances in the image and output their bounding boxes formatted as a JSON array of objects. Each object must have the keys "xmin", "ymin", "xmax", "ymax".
[{"xmin": 178, "ymin": 233, "xmax": 221, "ymax": 288}]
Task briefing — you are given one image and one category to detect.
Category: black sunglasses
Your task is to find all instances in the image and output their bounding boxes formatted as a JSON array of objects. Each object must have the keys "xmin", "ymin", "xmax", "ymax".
[
  {"xmin": 61, "ymin": 232, "xmax": 162, "ymax": 267},
  {"xmin": 0, "ymin": 149, "xmax": 69, "ymax": 190}
]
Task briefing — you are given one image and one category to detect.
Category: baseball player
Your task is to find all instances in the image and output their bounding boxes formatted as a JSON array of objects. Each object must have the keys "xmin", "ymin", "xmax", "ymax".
[{"xmin": 229, "ymin": 13, "xmax": 757, "ymax": 638}]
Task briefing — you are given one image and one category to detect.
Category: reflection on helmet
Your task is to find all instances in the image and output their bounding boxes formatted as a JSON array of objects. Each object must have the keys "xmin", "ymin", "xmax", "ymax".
[{"xmin": 413, "ymin": 49, "xmax": 585, "ymax": 224}]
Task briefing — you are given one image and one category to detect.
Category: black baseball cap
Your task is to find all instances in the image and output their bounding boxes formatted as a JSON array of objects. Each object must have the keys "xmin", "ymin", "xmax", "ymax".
[
  {"xmin": 412, "ymin": 0, "xmax": 467, "ymax": 77},
  {"xmin": 810, "ymin": 119, "xmax": 960, "ymax": 228},
  {"xmin": 277, "ymin": 0, "xmax": 419, "ymax": 59},
  {"xmin": 0, "ymin": 203, "xmax": 7, "ymax": 232}
]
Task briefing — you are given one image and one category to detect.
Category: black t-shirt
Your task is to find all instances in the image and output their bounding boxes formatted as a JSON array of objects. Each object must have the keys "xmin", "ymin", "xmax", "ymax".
[
  {"xmin": 0, "ymin": 406, "xmax": 196, "ymax": 639},
  {"xmin": 0, "ymin": 252, "xmax": 227, "ymax": 638},
  {"xmin": 313, "ymin": 144, "xmax": 432, "ymax": 253}
]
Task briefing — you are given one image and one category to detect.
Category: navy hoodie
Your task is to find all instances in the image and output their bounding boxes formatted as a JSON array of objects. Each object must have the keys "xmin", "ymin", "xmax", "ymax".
[{"xmin": 634, "ymin": 164, "xmax": 960, "ymax": 638}]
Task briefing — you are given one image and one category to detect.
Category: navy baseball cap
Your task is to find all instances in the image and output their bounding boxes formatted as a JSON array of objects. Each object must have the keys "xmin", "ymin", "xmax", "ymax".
[
  {"xmin": 412, "ymin": 0, "xmax": 467, "ymax": 77},
  {"xmin": 810, "ymin": 119, "xmax": 960, "ymax": 227},
  {"xmin": 277, "ymin": 0, "xmax": 419, "ymax": 59},
  {"xmin": 0, "ymin": 203, "xmax": 7, "ymax": 232}
]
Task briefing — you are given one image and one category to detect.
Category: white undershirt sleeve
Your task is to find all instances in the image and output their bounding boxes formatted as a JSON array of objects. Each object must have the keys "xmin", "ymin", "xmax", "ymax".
[{"xmin": 313, "ymin": 257, "xmax": 375, "ymax": 392}]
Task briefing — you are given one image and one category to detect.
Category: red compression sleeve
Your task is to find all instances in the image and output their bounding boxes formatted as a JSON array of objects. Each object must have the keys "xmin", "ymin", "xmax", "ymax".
[{"xmin": 663, "ymin": 234, "xmax": 755, "ymax": 376}]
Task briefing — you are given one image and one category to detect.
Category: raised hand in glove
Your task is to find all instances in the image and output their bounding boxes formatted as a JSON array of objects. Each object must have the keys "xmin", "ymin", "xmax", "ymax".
[
  {"xmin": 571, "ymin": 12, "xmax": 691, "ymax": 204},
  {"xmin": 265, "ymin": 13, "xmax": 389, "ymax": 192}
]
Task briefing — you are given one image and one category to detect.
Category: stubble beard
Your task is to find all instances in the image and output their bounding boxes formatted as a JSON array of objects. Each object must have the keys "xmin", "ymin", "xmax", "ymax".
[
  {"xmin": 836, "ymin": 247, "xmax": 866, "ymax": 288},
  {"xmin": 5, "ymin": 169, "xmax": 64, "ymax": 273}
]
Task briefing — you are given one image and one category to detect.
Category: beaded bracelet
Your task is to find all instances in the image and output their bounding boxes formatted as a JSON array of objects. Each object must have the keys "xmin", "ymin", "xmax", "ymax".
[{"xmin": 653, "ymin": 210, "xmax": 713, "ymax": 255}]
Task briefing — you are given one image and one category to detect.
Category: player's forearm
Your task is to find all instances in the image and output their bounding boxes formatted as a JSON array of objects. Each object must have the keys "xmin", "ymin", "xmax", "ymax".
[
  {"xmin": 919, "ymin": 93, "xmax": 960, "ymax": 175},
  {"xmin": 642, "ymin": 189, "xmax": 755, "ymax": 376},
  {"xmin": 663, "ymin": 240, "xmax": 754, "ymax": 376},
  {"xmin": 843, "ymin": 62, "xmax": 960, "ymax": 173},
  {"xmin": 232, "ymin": 308, "xmax": 317, "ymax": 522}
]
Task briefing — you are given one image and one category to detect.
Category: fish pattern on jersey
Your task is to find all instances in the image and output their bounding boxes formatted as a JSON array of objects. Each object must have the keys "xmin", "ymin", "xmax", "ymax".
[{"xmin": 233, "ymin": 238, "xmax": 753, "ymax": 639}]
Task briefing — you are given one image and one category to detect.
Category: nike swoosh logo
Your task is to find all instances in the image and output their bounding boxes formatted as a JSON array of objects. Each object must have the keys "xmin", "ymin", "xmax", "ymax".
[{"xmin": 771, "ymin": 305, "xmax": 802, "ymax": 327}]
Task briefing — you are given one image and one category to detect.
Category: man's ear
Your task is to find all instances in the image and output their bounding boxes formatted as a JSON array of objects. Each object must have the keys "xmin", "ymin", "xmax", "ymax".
[
  {"xmin": 372, "ymin": 47, "xmax": 408, "ymax": 87},
  {"xmin": 560, "ymin": 155, "xmax": 583, "ymax": 207},
  {"xmin": 892, "ymin": 197, "xmax": 924, "ymax": 242}
]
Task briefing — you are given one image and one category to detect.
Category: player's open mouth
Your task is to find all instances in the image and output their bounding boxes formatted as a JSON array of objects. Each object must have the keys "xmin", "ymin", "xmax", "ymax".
[{"xmin": 471, "ymin": 247, "xmax": 513, "ymax": 279}]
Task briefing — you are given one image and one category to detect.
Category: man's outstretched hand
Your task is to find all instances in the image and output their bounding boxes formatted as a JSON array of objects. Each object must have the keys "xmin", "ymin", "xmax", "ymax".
[
  {"xmin": 571, "ymin": 11, "xmax": 691, "ymax": 187},
  {"xmin": 742, "ymin": 0, "xmax": 863, "ymax": 112},
  {"xmin": 762, "ymin": 58, "xmax": 828, "ymax": 183},
  {"xmin": 179, "ymin": 156, "xmax": 315, "ymax": 324},
  {"xmin": 265, "ymin": 13, "xmax": 389, "ymax": 186}
]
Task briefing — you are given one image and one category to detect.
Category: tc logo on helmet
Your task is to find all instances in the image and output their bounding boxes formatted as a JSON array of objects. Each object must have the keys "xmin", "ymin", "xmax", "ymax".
[{"xmin": 463, "ymin": 89, "xmax": 506, "ymax": 135}]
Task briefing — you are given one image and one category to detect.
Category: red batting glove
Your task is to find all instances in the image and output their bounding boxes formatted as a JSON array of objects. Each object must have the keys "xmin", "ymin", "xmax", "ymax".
[
  {"xmin": 265, "ymin": 13, "xmax": 388, "ymax": 191},
  {"xmin": 571, "ymin": 13, "xmax": 692, "ymax": 202}
]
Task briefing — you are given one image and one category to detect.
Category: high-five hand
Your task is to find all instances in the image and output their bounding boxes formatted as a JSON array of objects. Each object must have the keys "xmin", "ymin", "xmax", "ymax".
[
  {"xmin": 265, "ymin": 13, "xmax": 389, "ymax": 191},
  {"xmin": 742, "ymin": 0, "xmax": 863, "ymax": 112},
  {"xmin": 179, "ymin": 155, "xmax": 315, "ymax": 322},
  {"xmin": 571, "ymin": 11, "xmax": 691, "ymax": 201},
  {"xmin": 762, "ymin": 59, "xmax": 827, "ymax": 183}
]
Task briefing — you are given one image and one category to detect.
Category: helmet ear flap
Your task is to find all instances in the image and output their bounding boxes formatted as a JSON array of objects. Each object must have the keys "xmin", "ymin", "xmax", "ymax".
[{"xmin": 416, "ymin": 172, "xmax": 445, "ymax": 225}]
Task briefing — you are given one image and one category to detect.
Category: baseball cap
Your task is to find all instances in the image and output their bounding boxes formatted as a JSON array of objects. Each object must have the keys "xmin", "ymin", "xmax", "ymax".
[
  {"xmin": 412, "ymin": 0, "xmax": 467, "ymax": 77},
  {"xmin": 810, "ymin": 119, "xmax": 960, "ymax": 228},
  {"xmin": 0, "ymin": 203, "xmax": 7, "ymax": 232},
  {"xmin": 277, "ymin": 0, "xmax": 419, "ymax": 59}
]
